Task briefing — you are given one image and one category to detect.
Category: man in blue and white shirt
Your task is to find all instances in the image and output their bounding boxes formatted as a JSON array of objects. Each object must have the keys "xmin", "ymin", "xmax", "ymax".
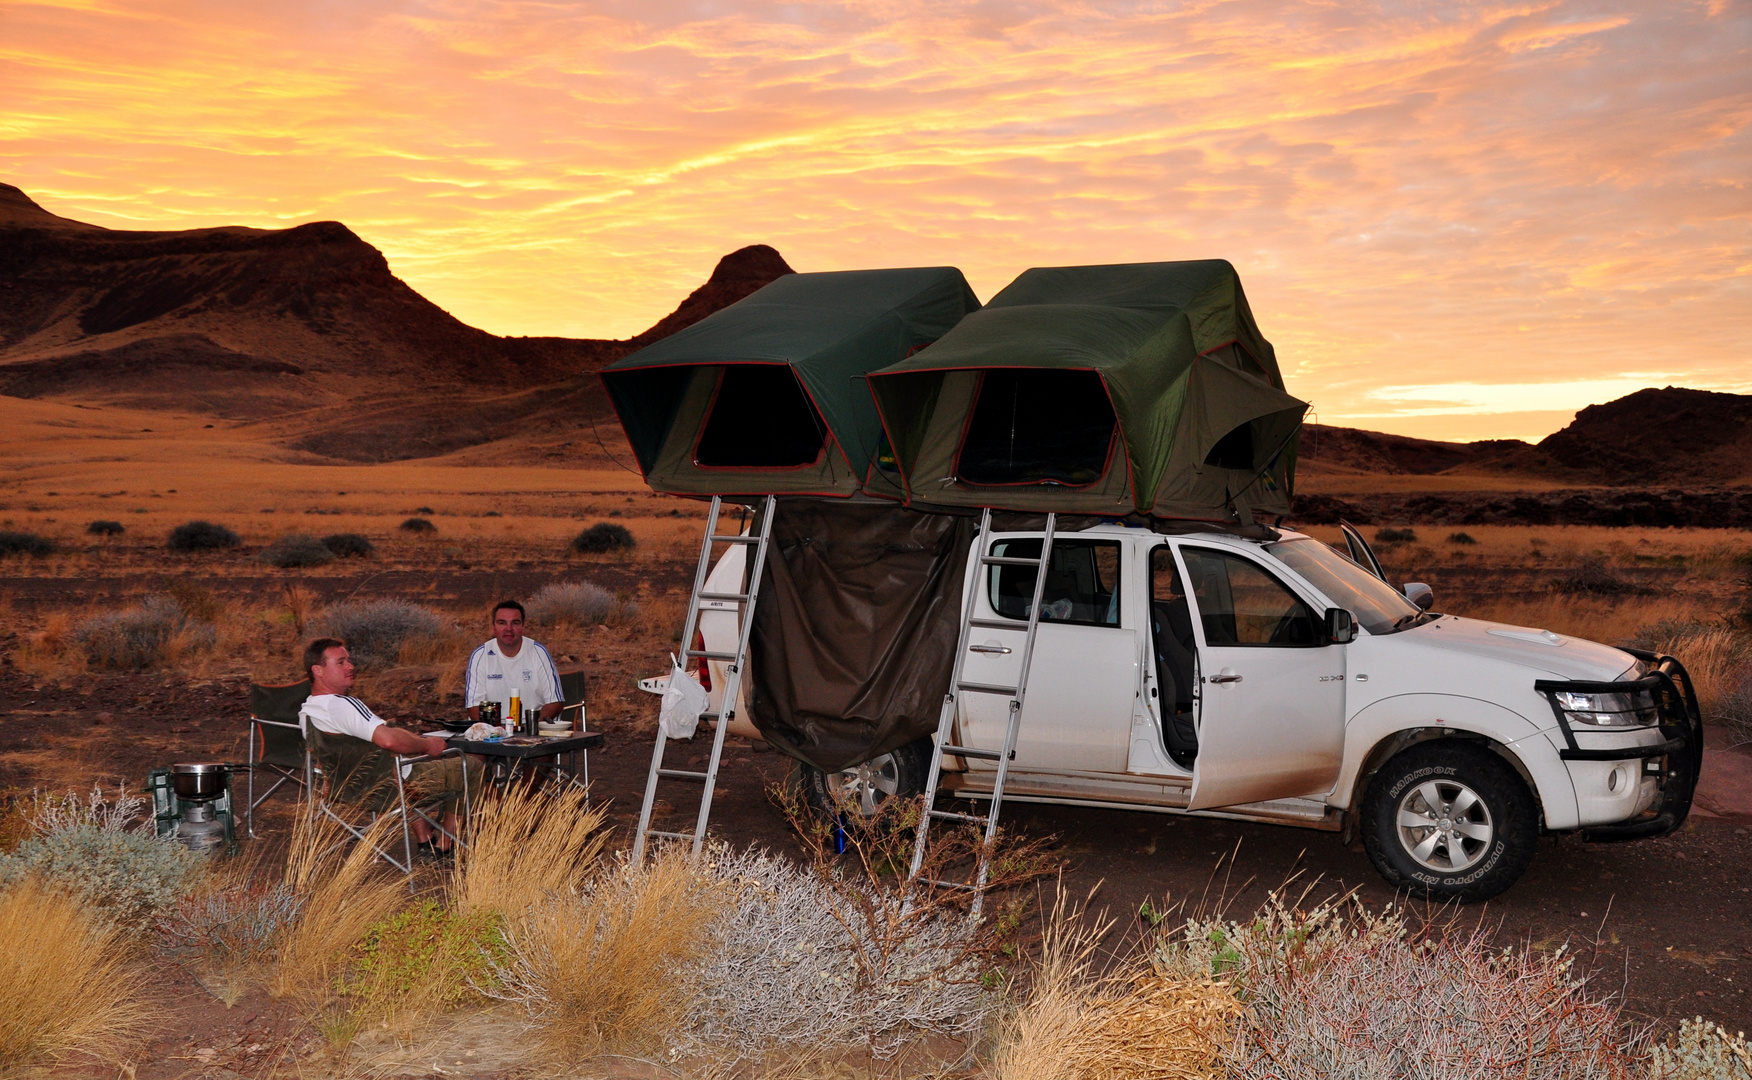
[{"xmin": 465, "ymin": 599, "xmax": 565, "ymax": 726}]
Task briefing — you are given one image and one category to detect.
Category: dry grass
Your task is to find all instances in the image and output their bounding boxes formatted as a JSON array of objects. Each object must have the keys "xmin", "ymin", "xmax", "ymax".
[
  {"xmin": 0, "ymin": 877, "xmax": 158, "ymax": 1071},
  {"xmin": 1462, "ymin": 593, "xmax": 1707, "ymax": 646},
  {"xmin": 487, "ymin": 848, "xmax": 726, "ymax": 1057},
  {"xmin": 450, "ymin": 782, "xmax": 609, "ymax": 916},
  {"xmin": 11, "ymin": 610, "xmax": 85, "ymax": 683},
  {"xmin": 992, "ymin": 885, "xmax": 1239, "ymax": 1080}
]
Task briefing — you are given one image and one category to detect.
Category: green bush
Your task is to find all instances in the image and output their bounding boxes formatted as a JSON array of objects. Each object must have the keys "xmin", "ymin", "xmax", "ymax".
[
  {"xmin": 0, "ymin": 824, "xmax": 200, "ymax": 925},
  {"xmin": 571, "ymin": 522, "xmax": 635, "ymax": 554},
  {"xmin": 167, "ymin": 520, "xmax": 240, "ymax": 552},
  {"xmin": 86, "ymin": 520, "xmax": 125, "ymax": 537},
  {"xmin": 316, "ymin": 600, "xmax": 442, "ymax": 668},
  {"xmin": 0, "ymin": 531, "xmax": 55, "ymax": 557},
  {"xmin": 321, "ymin": 533, "xmax": 374, "ymax": 558},
  {"xmin": 399, "ymin": 517, "xmax": 437, "ymax": 534},
  {"xmin": 259, "ymin": 534, "xmax": 336, "ymax": 569},
  {"xmin": 348, "ymin": 900, "xmax": 508, "ymax": 1006}
]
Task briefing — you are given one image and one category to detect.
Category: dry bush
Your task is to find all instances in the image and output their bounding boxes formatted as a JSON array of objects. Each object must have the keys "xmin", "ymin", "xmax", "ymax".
[
  {"xmin": 1555, "ymin": 555, "xmax": 1646, "ymax": 597},
  {"xmin": 12, "ymin": 610, "xmax": 87, "ymax": 682},
  {"xmin": 1630, "ymin": 619, "xmax": 1752, "ymax": 742},
  {"xmin": 450, "ymin": 782, "xmax": 608, "ymax": 917},
  {"xmin": 272, "ymin": 812, "xmax": 410, "ymax": 1016},
  {"xmin": 571, "ymin": 522, "xmax": 636, "ymax": 554},
  {"xmin": 260, "ymin": 533, "xmax": 335, "ymax": 568},
  {"xmin": 75, "ymin": 594, "xmax": 215, "ymax": 671},
  {"xmin": 993, "ymin": 886, "xmax": 1238, "ymax": 1080},
  {"xmin": 0, "ymin": 785, "xmax": 199, "ymax": 925},
  {"xmin": 316, "ymin": 599, "xmax": 442, "ymax": 669},
  {"xmin": 0, "ymin": 530, "xmax": 55, "ymax": 557},
  {"xmin": 1648, "ymin": 1017, "xmax": 1752, "ymax": 1079},
  {"xmin": 526, "ymin": 580, "xmax": 627, "ymax": 627},
  {"xmin": 284, "ymin": 583, "xmax": 317, "ymax": 638},
  {"xmin": 1153, "ymin": 891, "xmax": 1643, "ymax": 1080},
  {"xmin": 0, "ymin": 878, "xmax": 158, "ymax": 1070},
  {"xmin": 485, "ymin": 848, "xmax": 725, "ymax": 1057},
  {"xmin": 167, "ymin": 519, "xmax": 240, "ymax": 551}
]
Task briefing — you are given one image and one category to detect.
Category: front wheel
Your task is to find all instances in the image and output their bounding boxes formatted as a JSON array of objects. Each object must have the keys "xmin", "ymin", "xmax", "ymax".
[
  {"xmin": 795, "ymin": 738, "xmax": 931, "ymax": 823},
  {"xmin": 1361, "ymin": 741, "xmax": 1538, "ymax": 903}
]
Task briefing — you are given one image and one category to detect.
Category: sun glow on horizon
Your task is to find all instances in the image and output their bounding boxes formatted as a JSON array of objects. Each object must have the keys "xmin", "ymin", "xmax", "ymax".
[{"xmin": 3, "ymin": 0, "xmax": 1748, "ymax": 442}]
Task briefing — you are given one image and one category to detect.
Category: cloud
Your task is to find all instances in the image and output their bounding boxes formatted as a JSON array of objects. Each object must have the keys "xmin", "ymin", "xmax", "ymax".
[{"xmin": 2, "ymin": 0, "xmax": 1748, "ymax": 439}]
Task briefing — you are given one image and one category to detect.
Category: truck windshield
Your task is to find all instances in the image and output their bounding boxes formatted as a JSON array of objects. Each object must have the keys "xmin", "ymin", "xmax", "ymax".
[{"xmin": 1264, "ymin": 538, "xmax": 1421, "ymax": 635}]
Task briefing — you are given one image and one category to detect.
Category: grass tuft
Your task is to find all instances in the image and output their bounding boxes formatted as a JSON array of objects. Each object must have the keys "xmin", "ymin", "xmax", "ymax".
[
  {"xmin": 571, "ymin": 522, "xmax": 636, "ymax": 554},
  {"xmin": 450, "ymin": 782, "xmax": 608, "ymax": 917},
  {"xmin": 167, "ymin": 519, "xmax": 240, "ymax": 551},
  {"xmin": 0, "ymin": 878, "xmax": 157, "ymax": 1071}
]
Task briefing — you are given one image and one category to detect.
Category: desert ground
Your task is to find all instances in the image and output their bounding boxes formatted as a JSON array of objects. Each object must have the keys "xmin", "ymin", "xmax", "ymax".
[{"xmin": 2, "ymin": 392, "xmax": 1750, "ymax": 1079}]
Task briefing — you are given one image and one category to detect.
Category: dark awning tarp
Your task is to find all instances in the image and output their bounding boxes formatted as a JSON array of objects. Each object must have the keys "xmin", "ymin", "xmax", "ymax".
[
  {"xmin": 747, "ymin": 498, "xmax": 977, "ymax": 772},
  {"xmin": 866, "ymin": 260, "xmax": 1307, "ymax": 519},
  {"xmin": 601, "ymin": 267, "xmax": 980, "ymax": 498}
]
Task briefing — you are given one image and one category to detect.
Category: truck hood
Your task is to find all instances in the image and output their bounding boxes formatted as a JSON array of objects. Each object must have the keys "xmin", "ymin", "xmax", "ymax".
[{"xmin": 1405, "ymin": 616, "xmax": 1638, "ymax": 682}]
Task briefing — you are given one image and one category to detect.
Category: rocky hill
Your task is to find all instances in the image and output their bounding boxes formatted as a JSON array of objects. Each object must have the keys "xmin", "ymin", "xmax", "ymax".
[{"xmin": 0, "ymin": 183, "xmax": 792, "ymax": 460}]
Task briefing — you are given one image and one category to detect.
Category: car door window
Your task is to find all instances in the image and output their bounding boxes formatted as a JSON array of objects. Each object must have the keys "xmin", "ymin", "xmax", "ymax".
[
  {"xmin": 1179, "ymin": 547, "xmax": 1320, "ymax": 646},
  {"xmin": 988, "ymin": 539, "xmax": 1121, "ymax": 626}
]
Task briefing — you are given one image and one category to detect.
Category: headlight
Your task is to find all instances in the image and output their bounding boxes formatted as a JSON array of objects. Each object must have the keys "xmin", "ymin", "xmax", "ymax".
[{"xmin": 1553, "ymin": 689, "xmax": 1659, "ymax": 728}]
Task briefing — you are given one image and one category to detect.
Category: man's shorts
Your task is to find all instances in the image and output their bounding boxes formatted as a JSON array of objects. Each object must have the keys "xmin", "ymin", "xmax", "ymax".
[{"xmin": 406, "ymin": 755, "xmax": 483, "ymax": 813}]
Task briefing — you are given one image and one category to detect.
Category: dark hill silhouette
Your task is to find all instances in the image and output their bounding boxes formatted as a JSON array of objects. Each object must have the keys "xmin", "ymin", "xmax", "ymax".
[{"xmin": 0, "ymin": 183, "xmax": 792, "ymax": 458}]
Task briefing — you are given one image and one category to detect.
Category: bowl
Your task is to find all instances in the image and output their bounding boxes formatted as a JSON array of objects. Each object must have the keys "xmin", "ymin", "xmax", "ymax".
[{"xmin": 170, "ymin": 762, "xmax": 230, "ymax": 800}]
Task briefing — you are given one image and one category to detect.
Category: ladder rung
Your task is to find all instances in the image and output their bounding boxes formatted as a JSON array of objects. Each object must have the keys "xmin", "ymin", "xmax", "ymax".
[
  {"xmin": 957, "ymin": 680, "xmax": 1019, "ymax": 696},
  {"xmin": 927, "ymin": 808, "xmax": 989, "ymax": 824},
  {"xmin": 699, "ymin": 592, "xmax": 749, "ymax": 602},
  {"xmin": 980, "ymin": 555, "xmax": 1041, "ymax": 567},
  {"xmin": 918, "ymin": 878, "xmax": 978, "ymax": 892},
  {"xmin": 942, "ymin": 744, "xmax": 1011, "ymax": 762},
  {"xmin": 657, "ymin": 769, "xmax": 709, "ymax": 781},
  {"xmin": 968, "ymin": 617, "xmax": 1021, "ymax": 630},
  {"xmin": 709, "ymin": 534, "xmax": 762, "ymax": 544},
  {"xmin": 644, "ymin": 830, "xmax": 698, "ymax": 841},
  {"xmin": 685, "ymin": 650, "xmax": 738, "ymax": 661}
]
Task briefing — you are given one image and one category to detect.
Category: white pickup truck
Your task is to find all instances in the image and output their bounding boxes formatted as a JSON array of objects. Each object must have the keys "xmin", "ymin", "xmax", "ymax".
[{"xmin": 656, "ymin": 521, "xmax": 1703, "ymax": 901}]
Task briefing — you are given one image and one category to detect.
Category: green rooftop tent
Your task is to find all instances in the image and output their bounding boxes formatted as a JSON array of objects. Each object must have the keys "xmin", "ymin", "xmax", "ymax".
[
  {"xmin": 866, "ymin": 260, "xmax": 1308, "ymax": 520},
  {"xmin": 600, "ymin": 267, "xmax": 980, "ymax": 499}
]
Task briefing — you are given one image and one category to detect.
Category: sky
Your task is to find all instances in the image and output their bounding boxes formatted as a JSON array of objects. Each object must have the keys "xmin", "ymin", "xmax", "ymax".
[{"xmin": 4, "ymin": 0, "xmax": 1749, "ymax": 442}]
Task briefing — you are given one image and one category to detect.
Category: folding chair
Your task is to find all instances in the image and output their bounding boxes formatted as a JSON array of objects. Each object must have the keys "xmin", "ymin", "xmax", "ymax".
[
  {"xmin": 550, "ymin": 668, "xmax": 592, "ymax": 794},
  {"xmin": 305, "ymin": 727, "xmax": 470, "ymax": 879},
  {"xmin": 245, "ymin": 681, "xmax": 313, "ymax": 839}
]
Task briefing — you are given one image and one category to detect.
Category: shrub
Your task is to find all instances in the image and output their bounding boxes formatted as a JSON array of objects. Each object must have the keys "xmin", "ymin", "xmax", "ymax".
[
  {"xmin": 1556, "ymin": 555, "xmax": 1643, "ymax": 596},
  {"xmin": 29, "ymin": 785, "xmax": 146, "ymax": 834},
  {"xmin": 0, "ymin": 824, "xmax": 200, "ymax": 925},
  {"xmin": 526, "ymin": 581, "xmax": 624, "ymax": 627},
  {"xmin": 316, "ymin": 600, "xmax": 442, "ymax": 668},
  {"xmin": 156, "ymin": 877, "xmax": 302, "ymax": 964},
  {"xmin": 86, "ymin": 520, "xmax": 125, "ymax": 537},
  {"xmin": 571, "ymin": 522, "xmax": 636, "ymax": 554},
  {"xmin": 167, "ymin": 519, "xmax": 240, "ymax": 551},
  {"xmin": 0, "ymin": 531, "xmax": 54, "ymax": 557},
  {"xmin": 75, "ymin": 595, "xmax": 213, "ymax": 670},
  {"xmin": 348, "ymin": 900, "xmax": 509, "ymax": 1008},
  {"xmin": 322, "ymin": 532, "xmax": 375, "ymax": 558},
  {"xmin": 1649, "ymin": 1017, "xmax": 1752, "ymax": 1079},
  {"xmin": 1374, "ymin": 527, "xmax": 1417, "ymax": 544},
  {"xmin": 0, "ymin": 878, "xmax": 156, "ymax": 1070},
  {"xmin": 259, "ymin": 534, "xmax": 335, "ymax": 569},
  {"xmin": 1447, "ymin": 531, "xmax": 1477, "ymax": 545},
  {"xmin": 399, "ymin": 516, "xmax": 436, "ymax": 534}
]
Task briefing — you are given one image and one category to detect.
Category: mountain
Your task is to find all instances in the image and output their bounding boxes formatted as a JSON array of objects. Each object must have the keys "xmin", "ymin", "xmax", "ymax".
[{"xmin": 0, "ymin": 183, "xmax": 792, "ymax": 460}]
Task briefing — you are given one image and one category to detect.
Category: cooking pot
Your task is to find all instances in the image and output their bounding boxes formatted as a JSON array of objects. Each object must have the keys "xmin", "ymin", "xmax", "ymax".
[{"xmin": 170, "ymin": 762, "xmax": 230, "ymax": 800}]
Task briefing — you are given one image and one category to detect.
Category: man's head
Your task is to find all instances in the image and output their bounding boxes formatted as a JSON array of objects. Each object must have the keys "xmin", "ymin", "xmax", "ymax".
[
  {"xmin": 491, "ymin": 600, "xmax": 526, "ymax": 653},
  {"xmin": 303, "ymin": 637, "xmax": 354, "ymax": 695}
]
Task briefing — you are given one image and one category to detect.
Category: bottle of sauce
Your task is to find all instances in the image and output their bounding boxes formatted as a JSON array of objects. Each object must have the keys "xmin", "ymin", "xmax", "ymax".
[{"xmin": 507, "ymin": 694, "xmax": 521, "ymax": 736}]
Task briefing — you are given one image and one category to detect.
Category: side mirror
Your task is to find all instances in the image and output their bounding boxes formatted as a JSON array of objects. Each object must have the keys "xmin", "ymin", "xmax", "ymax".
[
  {"xmin": 1402, "ymin": 582, "xmax": 1434, "ymax": 611},
  {"xmin": 1325, "ymin": 607, "xmax": 1356, "ymax": 645}
]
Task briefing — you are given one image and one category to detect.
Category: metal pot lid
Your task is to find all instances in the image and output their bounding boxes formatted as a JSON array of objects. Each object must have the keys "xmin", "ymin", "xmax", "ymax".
[{"xmin": 171, "ymin": 762, "xmax": 230, "ymax": 773}]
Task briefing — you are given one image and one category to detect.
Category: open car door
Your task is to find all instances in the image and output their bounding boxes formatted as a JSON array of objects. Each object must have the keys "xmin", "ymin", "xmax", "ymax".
[{"xmin": 1339, "ymin": 521, "xmax": 1387, "ymax": 582}]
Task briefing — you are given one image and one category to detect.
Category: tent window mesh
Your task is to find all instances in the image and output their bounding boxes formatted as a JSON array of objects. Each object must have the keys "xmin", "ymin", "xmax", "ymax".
[
  {"xmin": 958, "ymin": 369, "xmax": 1116, "ymax": 485},
  {"xmin": 1204, "ymin": 423, "xmax": 1254, "ymax": 470},
  {"xmin": 695, "ymin": 365, "xmax": 826, "ymax": 468}
]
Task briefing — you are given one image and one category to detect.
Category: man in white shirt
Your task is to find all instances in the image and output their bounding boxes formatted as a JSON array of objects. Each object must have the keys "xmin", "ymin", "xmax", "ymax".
[
  {"xmin": 465, "ymin": 600, "xmax": 566, "ymax": 727},
  {"xmin": 299, "ymin": 637, "xmax": 473, "ymax": 853}
]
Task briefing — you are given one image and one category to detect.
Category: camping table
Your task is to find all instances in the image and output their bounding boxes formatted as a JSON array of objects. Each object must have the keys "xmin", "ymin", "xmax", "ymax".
[{"xmin": 444, "ymin": 731, "xmax": 605, "ymax": 797}]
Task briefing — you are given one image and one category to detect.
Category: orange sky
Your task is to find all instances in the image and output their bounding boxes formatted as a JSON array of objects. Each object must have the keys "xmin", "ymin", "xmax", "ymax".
[{"xmin": 4, "ymin": 0, "xmax": 1749, "ymax": 441}]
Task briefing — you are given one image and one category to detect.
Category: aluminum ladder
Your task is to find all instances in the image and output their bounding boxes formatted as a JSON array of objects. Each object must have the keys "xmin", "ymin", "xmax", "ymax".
[
  {"xmin": 906, "ymin": 508, "xmax": 1056, "ymax": 917},
  {"xmin": 632, "ymin": 494, "xmax": 776, "ymax": 861}
]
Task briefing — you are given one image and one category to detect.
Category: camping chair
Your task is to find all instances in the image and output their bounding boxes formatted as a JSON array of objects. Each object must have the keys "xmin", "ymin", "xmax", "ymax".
[
  {"xmin": 304, "ymin": 726, "xmax": 470, "ymax": 879},
  {"xmin": 245, "ymin": 681, "xmax": 314, "ymax": 838}
]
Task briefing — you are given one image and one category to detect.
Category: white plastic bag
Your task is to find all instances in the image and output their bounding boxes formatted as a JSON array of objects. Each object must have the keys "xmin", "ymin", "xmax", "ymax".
[{"xmin": 659, "ymin": 654, "xmax": 709, "ymax": 741}]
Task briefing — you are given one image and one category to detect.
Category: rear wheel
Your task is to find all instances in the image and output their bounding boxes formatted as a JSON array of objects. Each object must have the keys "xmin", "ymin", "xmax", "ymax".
[
  {"xmin": 1361, "ymin": 741, "xmax": 1538, "ymax": 902},
  {"xmin": 796, "ymin": 738, "xmax": 931, "ymax": 822}
]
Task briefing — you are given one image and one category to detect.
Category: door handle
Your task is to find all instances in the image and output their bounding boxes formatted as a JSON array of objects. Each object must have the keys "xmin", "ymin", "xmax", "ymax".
[
  {"xmin": 1208, "ymin": 670, "xmax": 1242, "ymax": 684},
  {"xmin": 970, "ymin": 643, "xmax": 1012, "ymax": 655}
]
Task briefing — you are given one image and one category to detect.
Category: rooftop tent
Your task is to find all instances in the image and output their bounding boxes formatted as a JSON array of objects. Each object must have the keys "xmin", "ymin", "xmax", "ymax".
[
  {"xmin": 600, "ymin": 267, "xmax": 981, "ymax": 498},
  {"xmin": 866, "ymin": 260, "xmax": 1308, "ymax": 519}
]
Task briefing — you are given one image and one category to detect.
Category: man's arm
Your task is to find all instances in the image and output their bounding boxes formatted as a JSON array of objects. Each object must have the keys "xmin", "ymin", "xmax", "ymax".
[{"xmin": 371, "ymin": 724, "xmax": 450, "ymax": 759}]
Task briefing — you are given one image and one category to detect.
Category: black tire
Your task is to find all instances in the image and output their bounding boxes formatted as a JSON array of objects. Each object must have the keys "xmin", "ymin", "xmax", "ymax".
[
  {"xmin": 1361, "ymin": 741, "xmax": 1538, "ymax": 903},
  {"xmin": 795, "ymin": 737, "xmax": 932, "ymax": 823}
]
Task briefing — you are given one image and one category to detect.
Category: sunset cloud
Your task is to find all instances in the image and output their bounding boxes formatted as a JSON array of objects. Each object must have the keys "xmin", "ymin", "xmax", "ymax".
[{"xmin": 3, "ymin": 0, "xmax": 1748, "ymax": 440}]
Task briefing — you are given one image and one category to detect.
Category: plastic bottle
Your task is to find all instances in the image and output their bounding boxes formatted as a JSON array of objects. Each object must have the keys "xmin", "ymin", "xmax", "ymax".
[{"xmin": 507, "ymin": 694, "xmax": 521, "ymax": 736}]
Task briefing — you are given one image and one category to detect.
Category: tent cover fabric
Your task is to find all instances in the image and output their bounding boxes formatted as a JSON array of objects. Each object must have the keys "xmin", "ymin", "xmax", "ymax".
[
  {"xmin": 746, "ymin": 498, "xmax": 977, "ymax": 772},
  {"xmin": 866, "ymin": 260, "xmax": 1308, "ymax": 520},
  {"xmin": 600, "ymin": 267, "xmax": 980, "ymax": 498}
]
